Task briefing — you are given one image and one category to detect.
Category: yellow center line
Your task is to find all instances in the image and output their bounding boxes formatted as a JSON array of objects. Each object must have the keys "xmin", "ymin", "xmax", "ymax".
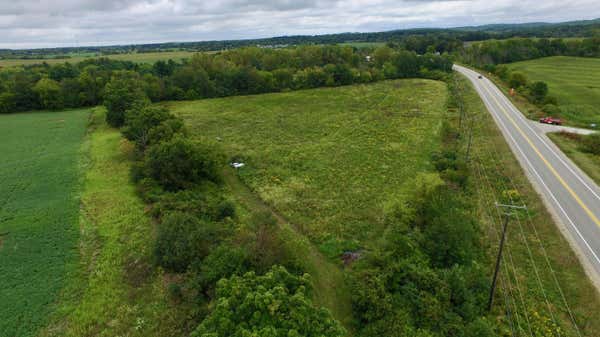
[{"xmin": 479, "ymin": 78, "xmax": 600, "ymax": 228}]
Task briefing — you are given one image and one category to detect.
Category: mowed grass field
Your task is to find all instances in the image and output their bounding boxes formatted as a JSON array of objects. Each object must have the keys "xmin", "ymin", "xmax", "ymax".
[
  {"xmin": 506, "ymin": 56, "xmax": 600, "ymax": 127},
  {"xmin": 170, "ymin": 79, "xmax": 446, "ymax": 257},
  {"xmin": 0, "ymin": 50, "xmax": 198, "ymax": 67},
  {"xmin": 0, "ymin": 109, "xmax": 89, "ymax": 336}
]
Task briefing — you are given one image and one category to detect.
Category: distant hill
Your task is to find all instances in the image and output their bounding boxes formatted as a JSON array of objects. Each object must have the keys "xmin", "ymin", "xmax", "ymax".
[{"xmin": 1, "ymin": 18, "xmax": 598, "ymax": 59}]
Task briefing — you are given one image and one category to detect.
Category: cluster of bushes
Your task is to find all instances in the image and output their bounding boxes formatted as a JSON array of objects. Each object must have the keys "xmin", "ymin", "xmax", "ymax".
[
  {"xmin": 461, "ymin": 37, "xmax": 600, "ymax": 67},
  {"xmin": 347, "ymin": 78, "xmax": 495, "ymax": 337},
  {"xmin": 0, "ymin": 45, "xmax": 452, "ymax": 113},
  {"xmin": 348, "ymin": 172, "xmax": 493, "ymax": 337},
  {"xmin": 107, "ymin": 84, "xmax": 344, "ymax": 334},
  {"xmin": 487, "ymin": 66, "xmax": 553, "ymax": 105},
  {"xmin": 580, "ymin": 133, "xmax": 600, "ymax": 155}
]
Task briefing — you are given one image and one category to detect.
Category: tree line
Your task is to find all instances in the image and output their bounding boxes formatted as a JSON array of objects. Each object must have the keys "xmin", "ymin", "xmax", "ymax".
[
  {"xmin": 2, "ymin": 17, "xmax": 598, "ymax": 59},
  {"xmin": 0, "ymin": 45, "xmax": 453, "ymax": 114},
  {"xmin": 460, "ymin": 37, "xmax": 600, "ymax": 67}
]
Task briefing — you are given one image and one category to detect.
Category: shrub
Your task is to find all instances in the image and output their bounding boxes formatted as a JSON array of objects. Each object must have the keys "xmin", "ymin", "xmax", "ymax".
[
  {"xmin": 123, "ymin": 105, "xmax": 172, "ymax": 149},
  {"xmin": 33, "ymin": 78, "xmax": 63, "ymax": 110},
  {"xmin": 0, "ymin": 92, "xmax": 16, "ymax": 113},
  {"xmin": 494, "ymin": 65, "xmax": 509, "ymax": 80},
  {"xmin": 528, "ymin": 81, "xmax": 548, "ymax": 104},
  {"xmin": 194, "ymin": 244, "xmax": 250, "ymax": 291},
  {"xmin": 542, "ymin": 104, "xmax": 560, "ymax": 116},
  {"xmin": 154, "ymin": 212, "xmax": 220, "ymax": 272},
  {"xmin": 215, "ymin": 200, "xmax": 236, "ymax": 220},
  {"xmin": 144, "ymin": 136, "xmax": 223, "ymax": 191},
  {"xmin": 147, "ymin": 118, "xmax": 186, "ymax": 147},
  {"xmin": 191, "ymin": 266, "xmax": 346, "ymax": 337},
  {"xmin": 542, "ymin": 95, "xmax": 559, "ymax": 105},
  {"xmin": 167, "ymin": 282, "xmax": 183, "ymax": 303},
  {"xmin": 151, "ymin": 187, "xmax": 231, "ymax": 222},
  {"xmin": 104, "ymin": 70, "xmax": 149, "ymax": 127},
  {"xmin": 508, "ymin": 72, "xmax": 527, "ymax": 89},
  {"xmin": 581, "ymin": 133, "xmax": 600, "ymax": 155}
]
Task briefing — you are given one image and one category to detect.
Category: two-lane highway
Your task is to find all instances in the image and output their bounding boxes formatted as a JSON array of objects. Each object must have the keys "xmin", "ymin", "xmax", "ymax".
[{"xmin": 455, "ymin": 64, "xmax": 600, "ymax": 286}]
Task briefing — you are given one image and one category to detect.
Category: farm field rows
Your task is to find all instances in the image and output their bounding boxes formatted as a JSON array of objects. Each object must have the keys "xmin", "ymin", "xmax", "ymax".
[
  {"xmin": 170, "ymin": 79, "xmax": 447, "ymax": 257},
  {"xmin": 0, "ymin": 109, "xmax": 89, "ymax": 336},
  {"xmin": 0, "ymin": 50, "xmax": 198, "ymax": 67},
  {"xmin": 505, "ymin": 56, "xmax": 600, "ymax": 127}
]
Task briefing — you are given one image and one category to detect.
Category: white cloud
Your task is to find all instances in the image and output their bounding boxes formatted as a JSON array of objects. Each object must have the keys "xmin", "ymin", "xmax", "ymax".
[{"xmin": 0, "ymin": 0, "xmax": 597, "ymax": 49}]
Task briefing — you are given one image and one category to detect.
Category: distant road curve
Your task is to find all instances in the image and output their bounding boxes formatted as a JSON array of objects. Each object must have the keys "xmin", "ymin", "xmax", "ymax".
[{"xmin": 454, "ymin": 64, "xmax": 600, "ymax": 289}]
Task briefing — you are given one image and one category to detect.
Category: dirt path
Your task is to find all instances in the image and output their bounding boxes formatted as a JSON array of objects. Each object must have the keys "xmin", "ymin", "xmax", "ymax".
[{"xmin": 222, "ymin": 168, "xmax": 354, "ymax": 333}]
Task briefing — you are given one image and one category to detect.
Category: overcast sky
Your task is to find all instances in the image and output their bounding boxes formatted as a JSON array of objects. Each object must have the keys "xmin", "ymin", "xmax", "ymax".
[{"xmin": 0, "ymin": 0, "xmax": 598, "ymax": 49}]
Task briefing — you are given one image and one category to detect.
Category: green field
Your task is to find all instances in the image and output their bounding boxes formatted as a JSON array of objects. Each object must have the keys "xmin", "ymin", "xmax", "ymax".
[
  {"xmin": 506, "ymin": 56, "xmax": 600, "ymax": 127},
  {"xmin": 171, "ymin": 79, "xmax": 446, "ymax": 256},
  {"xmin": 0, "ymin": 50, "xmax": 199, "ymax": 67},
  {"xmin": 40, "ymin": 108, "xmax": 192, "ymax": 337},
  {"xmin": 548, "ymin": 132, "xmax": 600, "ymax": 185},
  {"xmin": 0, "ymin": 109, "xmax": 89, "ymax": 336},
  {"xmin": 170, "ymin": 79, "xmax": 446, "ymax": 329}
]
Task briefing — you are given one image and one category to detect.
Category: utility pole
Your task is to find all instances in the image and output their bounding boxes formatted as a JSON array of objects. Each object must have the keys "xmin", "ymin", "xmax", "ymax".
[
  {"xmin": 488, "ymin": 213, "xmax": 509, "ymax": 311},
  {"xmin": 488, "ymin": 203, "xmax": 527, "ymax": 312},
  {"xmin": 465, "ymin": 117, "xmax": 474, "ymax": 162}
]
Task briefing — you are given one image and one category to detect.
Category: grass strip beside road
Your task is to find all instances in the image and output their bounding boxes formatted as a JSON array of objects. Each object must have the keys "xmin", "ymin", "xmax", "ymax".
[{"xmin": 547, "ymin": 132, "xmax": 600, "ymax": 186}]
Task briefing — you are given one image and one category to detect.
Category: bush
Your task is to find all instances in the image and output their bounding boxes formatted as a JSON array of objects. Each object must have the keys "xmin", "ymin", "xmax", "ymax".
[
  {"xmin": 154, "ymin": 212, "xmax": 220, "ymax": 272},
  {"xmin": 123, "ymin": 105, "xmax": 173, "ymax": 149},
  {"xmin": 191, "ymin": 266, "xmax": 346, "ymax": 337},
  {"xmin": 0, "ymin": 92, "xmax": 16, "ymax": 113},
  {"xmin": 542, "ymin": 95, "xmax": 559, "ymax": 105},
  {"xmin": 542, "ymin": 104, "xmax": 560, "ymax": 116},
  {"xmin": 494, "ymin": 65, "xmax": 509, "ymax": 80},
  {"xmin": 581, "ymin": 133, "xmax": 600, "ymax": 155},
  {"xmin": 167, "ymin": 282, "xmax": 183, "ymax": 303},
  {"xmin": 104, "ymin": 70, "xmax": 149, "ymax": 127},
  {"xmin": 508, "ymin": 72, "xmax": 527, "ymax": 89},
  {"xmin": 144, "ymin": 136, "xmax": 223, "ymax": 191},
  {"xmin": 151, "ymin": 187, "xmax": 231, "ymax": 222},
  {"xmin": 147, "ymin": 118, "xmax": 186, "ymax": 147},
  {"xmin": 528, "ymin": 81, "xmax": 548, "ymax": 104},
  {"xmin": 215, "ymin": 200, "xmax": 236, "ymax": 220},
  {"xmin": 194, "ymin": 244, "xmax": 250, "ymax": 291},
  {"xmin": 33, "ymin": 78, "xmax": 63, "ymax": 110}
]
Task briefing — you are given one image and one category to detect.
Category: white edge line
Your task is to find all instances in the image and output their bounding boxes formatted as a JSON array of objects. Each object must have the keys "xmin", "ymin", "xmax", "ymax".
[
  {"xmin": 481, "ymin": 72, "xmax": 600, "ymax": 203},
  {"xmin": 463, "ymin": 67, "xmax": 600, "ymax": 269}
]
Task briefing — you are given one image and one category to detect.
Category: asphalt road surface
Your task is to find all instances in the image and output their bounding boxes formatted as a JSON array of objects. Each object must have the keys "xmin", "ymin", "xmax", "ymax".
[{"xmin": 454, "ymin": 64, "xmax": 600, "ymax": 285}]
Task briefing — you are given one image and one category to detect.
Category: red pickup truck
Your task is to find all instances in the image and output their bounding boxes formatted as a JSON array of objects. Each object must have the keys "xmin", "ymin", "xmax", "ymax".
[{"xmin": 539, "ymin": 117, "xmax": 563, "ymax": 125}]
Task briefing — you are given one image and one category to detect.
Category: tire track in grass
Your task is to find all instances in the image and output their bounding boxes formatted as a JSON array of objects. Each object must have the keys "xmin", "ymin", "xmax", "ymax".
[{"xmin": 222, "ymin": 168, "xmax": 355, "ymax": 334}]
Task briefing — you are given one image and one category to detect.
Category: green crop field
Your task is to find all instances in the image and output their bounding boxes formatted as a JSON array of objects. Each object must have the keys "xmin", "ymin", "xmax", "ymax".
[
  {"xmin": 0, "ymin": 109, "xmax": 89, "ymax": 336},
  {"xmin": 170, "ymin": 79, "xmax": 446, "ymax": 256},
  {"xmin": 506, "ymin": 56, "xmax": 600, "ymax": 127},
  {"xmin": 0, "ymin": 50, "xmax": 199, "ymax": 67}
]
